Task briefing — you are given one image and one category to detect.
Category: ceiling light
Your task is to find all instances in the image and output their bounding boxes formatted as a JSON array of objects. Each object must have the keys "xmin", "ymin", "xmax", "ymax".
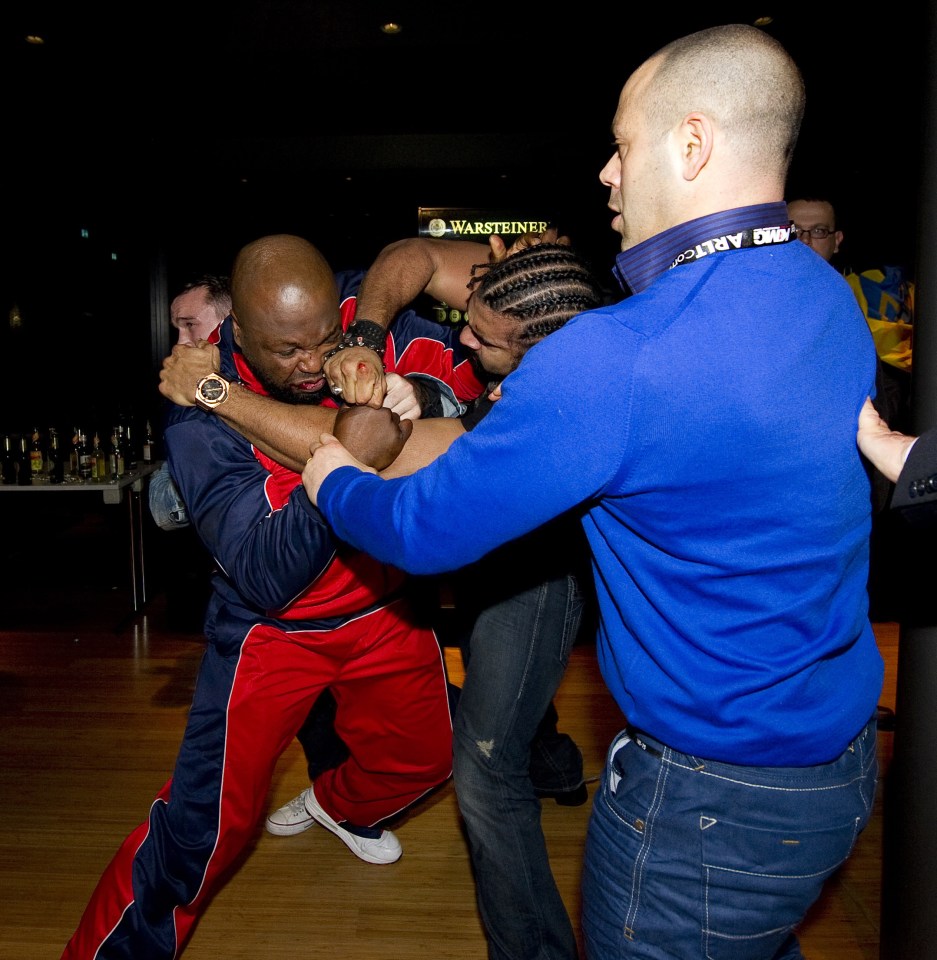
[
  {"xmin": 380, "ymin": 22, "xmax": 403, "ymax": 35},
  {"xmin": 753, "ymin": 16, "xmax": 774, "ymax": 27},
  {"xmin": 25, "ymin": 35, "xmax": 45, "ymax": 45}
]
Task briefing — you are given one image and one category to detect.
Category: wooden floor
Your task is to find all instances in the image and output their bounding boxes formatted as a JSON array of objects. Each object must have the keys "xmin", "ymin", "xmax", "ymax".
[{"xmin": 0, "ymin": 584, "xmax": 897, "ymax": 960}]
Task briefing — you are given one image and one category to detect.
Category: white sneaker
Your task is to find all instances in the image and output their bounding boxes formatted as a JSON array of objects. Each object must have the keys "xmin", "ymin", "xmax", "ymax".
[
  {"xmin": 265, "ymin": 789, "xmax": 317, "ymax": 837},
  {"xmin": 303, "ymin": 784, "xmax": 402, "ymax": 864}
]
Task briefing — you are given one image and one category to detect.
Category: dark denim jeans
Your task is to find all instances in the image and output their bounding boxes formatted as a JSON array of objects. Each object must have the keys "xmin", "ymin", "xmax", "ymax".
[
  {"xmin": 453, "ymin": 572, "xmax": 585, "ymax": 960},
  {"xmin": 582, "ymin": 719, "xmax": 878, "ymax": 959}
]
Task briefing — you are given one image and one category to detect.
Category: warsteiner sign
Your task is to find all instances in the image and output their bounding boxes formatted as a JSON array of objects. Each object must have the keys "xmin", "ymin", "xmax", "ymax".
[
  {"xmin": 416, "ymin": 208, "xmax": 554, "ymax": 328},
  {"xmin": 418, "ymin": 208, "xmax": 551, "ymax": 241}
]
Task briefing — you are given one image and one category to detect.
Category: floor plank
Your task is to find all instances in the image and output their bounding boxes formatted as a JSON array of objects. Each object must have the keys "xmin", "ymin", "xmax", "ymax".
[{"xmin": 0, "ymin": 597, "xmax": 896, "ymax": 959}]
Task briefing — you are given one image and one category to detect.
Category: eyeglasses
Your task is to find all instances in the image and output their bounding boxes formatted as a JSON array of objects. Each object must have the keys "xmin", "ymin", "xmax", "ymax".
[{"xmin": 792, "ymin": 225, "xmax": 836, "ymax": 241}]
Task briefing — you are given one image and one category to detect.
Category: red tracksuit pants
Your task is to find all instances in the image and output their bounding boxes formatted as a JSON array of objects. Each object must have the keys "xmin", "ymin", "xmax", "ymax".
[{"xmin": 62, "ymin": 597, "xmax": 453, "ymax": 959}]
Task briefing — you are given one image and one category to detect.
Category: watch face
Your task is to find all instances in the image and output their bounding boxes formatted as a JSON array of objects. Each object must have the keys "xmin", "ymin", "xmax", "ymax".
[{"xmin": 201, "ymin": 378, "xmax": 226, "ymax": 402}]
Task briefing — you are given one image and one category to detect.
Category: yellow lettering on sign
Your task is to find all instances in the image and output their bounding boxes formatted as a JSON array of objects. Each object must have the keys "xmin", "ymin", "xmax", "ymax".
[{"xmin": 437, "ymin": 220, "xmax": 550, "ymax": 237}]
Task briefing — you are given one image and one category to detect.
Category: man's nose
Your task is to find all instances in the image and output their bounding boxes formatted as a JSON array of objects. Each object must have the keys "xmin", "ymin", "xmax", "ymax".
[
  {"xmin": 296, "ymin": 350, "xmax": 321, "ymax": 372},
  {"xmin": 599, "ymin": 153, "xmax": 619, "ymax": 187}
]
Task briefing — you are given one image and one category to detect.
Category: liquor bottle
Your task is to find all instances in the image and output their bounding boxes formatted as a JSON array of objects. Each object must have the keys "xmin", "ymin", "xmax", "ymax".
[
  {"xmin": 108, "ymin": 428, "xmax": 119, "ymax": 479},
  {"xmin": 29, "ymin": 427, "xmax": 45, "ymax": 479},
  {"xmin": 124, "ymin": 423, "xmax": 138, "ymax": 472},
  {"xmin": 47, "ymin": 428, "xmax": 65, "ymax": 484},
  {"xmin": 142, "ymin": 420, "xmax": 154, "ymax": 464},
  {"xmin": 112, "ymin": 425, "xmax": 126, "ymax": 478},
  {"xmin": 69, "ymin": 427, "xmax": 81, "ymax": 478},
  {"xmin": 77, "ymin": 430, "xmax": 93, "ymax": 481},
  {"xmin": 2, "ymin": 435, "xmax": 18, "ymax": 485},
  {"xmin": 17, "ymin": 435, "xmax": 32, "ymax": 484},
  {"xmin": 91, "ymin": 432, "xmax": 108, "ymax": 480}
]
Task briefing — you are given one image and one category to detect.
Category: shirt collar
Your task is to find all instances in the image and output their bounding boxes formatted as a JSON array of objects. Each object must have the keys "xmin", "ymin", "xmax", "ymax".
[{"xmin": 613, "ymin": 202, "xmax": 792, "ymax": 295}]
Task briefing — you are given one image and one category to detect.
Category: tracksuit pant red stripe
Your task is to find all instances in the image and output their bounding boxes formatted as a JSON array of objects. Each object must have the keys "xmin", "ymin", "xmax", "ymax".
[{"xmin": 62, "ymin": 599, "xmax": 453, "ymax": 959}]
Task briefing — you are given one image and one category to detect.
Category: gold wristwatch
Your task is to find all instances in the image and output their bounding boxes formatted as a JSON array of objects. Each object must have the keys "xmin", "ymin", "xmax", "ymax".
[{"xmin": 195, "ymin": 374, "xmax": 231, "ymax": 411}]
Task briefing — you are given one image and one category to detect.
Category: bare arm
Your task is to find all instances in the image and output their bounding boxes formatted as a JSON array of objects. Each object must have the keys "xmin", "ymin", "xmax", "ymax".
[
  {"xmin": 215, "ymin": 387, "xmax": 339, "ymax": 472},
  {"xmin": 159, "ymin": 343, "xmax": 339, "ymax": 472},
  {"xmin": 321, "ymin": 238, "xmax": 492, "ymax": 406},
  {"xmin": 381, "ymin": 417, "xmax": 467, "ymax": 477},
  {"xmin": 354, "ymin": 238, "xmax": 492, "ymax": 322},
  {"xmin": 159, "ymin": 343, "xmax": 441, "ymax": 472},
  {"xmin": 221, "ymin": 391, "xmax": 463, "ymax": 477},
  {"xmin": 302, "ymin": 415, "xmax": 467, "ymax": 506},
  {"xmin": 356, "ymin": 230, "xmax": 570, "ymax": 323}
]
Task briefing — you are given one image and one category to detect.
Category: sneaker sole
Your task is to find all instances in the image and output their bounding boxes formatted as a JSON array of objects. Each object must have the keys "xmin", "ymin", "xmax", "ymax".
[{"xmin": 305, "ymin": 788, "xmax": 402, "ymax": 865}]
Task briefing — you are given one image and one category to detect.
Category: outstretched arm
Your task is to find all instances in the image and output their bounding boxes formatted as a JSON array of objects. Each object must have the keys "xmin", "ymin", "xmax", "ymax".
[
  {"xmin": 322, "ymin": 238, "xmax": 491, "ymax": 407},
  {"xmin": 159, "ymin": 342, "xmax": 339, "ymax": 472},
  {"xmin": 353, "ymin": 238, "xmax": 491, "ymax": 323},
  {"xmin": 303, "ymin": 413, "xmax": 467, "ymax": 506},
  {"xmin": 158, "ymin": 342, "xmax": 434, "ymax": 472},
  {"xmin": 354, "ymin": 229, "xmax": 570, "ymax": 325}
]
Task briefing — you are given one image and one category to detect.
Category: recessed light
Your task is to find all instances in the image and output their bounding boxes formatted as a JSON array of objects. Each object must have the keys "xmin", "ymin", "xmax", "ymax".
[
  {"xmin": 381, "ymin": 22, "xmax": 403, "ymax": 35},
  {"xmin": 753, "ymin": 16, "xmax": 774, "ymax": 27},
  {"xmin": 25, "ymin": 35, "xmax": 45, "ymax": 45}
]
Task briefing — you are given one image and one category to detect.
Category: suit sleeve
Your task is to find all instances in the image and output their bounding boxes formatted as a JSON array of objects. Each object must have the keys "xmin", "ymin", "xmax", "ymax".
[{"xmin": 892, "ymin": 427, "xmax": 937, "ymax": 528}]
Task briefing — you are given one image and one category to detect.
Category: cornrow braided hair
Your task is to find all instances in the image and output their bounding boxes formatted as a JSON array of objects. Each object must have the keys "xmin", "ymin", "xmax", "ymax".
[{"xmin": 468, "ymin": 244, "xmax": 604, "ymax": 345}]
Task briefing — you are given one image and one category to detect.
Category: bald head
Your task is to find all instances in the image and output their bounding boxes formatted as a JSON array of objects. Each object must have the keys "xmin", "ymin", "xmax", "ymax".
[
  {"xmin": 645, "ymin": 24, "xmax": 805, "ymax": 182},
  {"xmin": 600, "ymin": 24, "xmax": 805, "ymax": 249},
  {"xmin": 231, "ymin": 234, "xmax": 338, "ymax": 334},
  {"xmin": 229, "ymin": 234, "xmax": 344, "ymax": 405}
]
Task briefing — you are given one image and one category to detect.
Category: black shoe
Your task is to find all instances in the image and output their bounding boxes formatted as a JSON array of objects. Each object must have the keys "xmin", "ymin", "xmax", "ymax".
[
  {"xmin": 535, "ymin": 783, "xmax": 589, "ymax": 806},
  {"xmin": 875, "ymin": 704, "xmax": 896, "ymax": 732}
]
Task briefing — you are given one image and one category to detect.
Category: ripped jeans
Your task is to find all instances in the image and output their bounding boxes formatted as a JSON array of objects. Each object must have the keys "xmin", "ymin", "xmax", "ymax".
[
  {"xmin": 452, "ymin": 572, "xmax": 585, "ymax": 960},
  {"xmin": 582, "ymin": 719, "xmax": 878, "ymax": 959}
]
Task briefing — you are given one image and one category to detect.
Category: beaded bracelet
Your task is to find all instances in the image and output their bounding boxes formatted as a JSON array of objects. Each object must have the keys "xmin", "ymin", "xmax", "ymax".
[{"xmin": 324, "ymin": 319, "xmax": 387, "ymax": 361}]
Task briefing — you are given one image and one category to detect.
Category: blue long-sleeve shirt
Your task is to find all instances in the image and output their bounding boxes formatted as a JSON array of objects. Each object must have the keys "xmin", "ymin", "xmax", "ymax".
[{"xmin": 317, "ymin": 206, "xmax": 884, "ymax": 766}]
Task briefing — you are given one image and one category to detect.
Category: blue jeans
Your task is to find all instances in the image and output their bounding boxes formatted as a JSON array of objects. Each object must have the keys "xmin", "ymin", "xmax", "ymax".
[
  {"xmin": 581, "ymin": 719, "xmax": 878, "ymax": 959},
  {"xmin": 453, "ymin": 571, "xmax": 585, "ymax": 960},
  {"xmin": 148, "ymin": 461, "xmax": 189, "ymax": 530}
]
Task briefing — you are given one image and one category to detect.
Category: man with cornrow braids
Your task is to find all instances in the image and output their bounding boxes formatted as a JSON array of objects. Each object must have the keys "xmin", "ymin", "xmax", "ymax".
[
  {"xmin": 370, "ymin": 241, "xmax": 609, "ymax": 960},
  {"xmin": 434, "ymin": 244, "xmax": 607, "ymax": 960},
  {"xmin": 160, "ymin": 237, "xmax": 609, "ymax": 960}
]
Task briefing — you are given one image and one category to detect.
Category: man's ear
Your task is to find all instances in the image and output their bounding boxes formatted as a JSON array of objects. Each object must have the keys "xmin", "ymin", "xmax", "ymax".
[
  {"xmin": 231, "ymin": 312, "xmax": 242, "ymax": 346},
  {"xmin": 678, "ymin": 112, "xmax": 713, "ymax": 181}
]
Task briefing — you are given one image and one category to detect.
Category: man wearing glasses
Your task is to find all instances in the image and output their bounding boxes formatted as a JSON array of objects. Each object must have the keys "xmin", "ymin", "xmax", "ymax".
[
  {"xmin": 787, "ymin": 192, "xmax": 909, "ymax": 634},
  {"xmin": 786, "ymin": 195, "xmax": 843, "ymax": 264}
]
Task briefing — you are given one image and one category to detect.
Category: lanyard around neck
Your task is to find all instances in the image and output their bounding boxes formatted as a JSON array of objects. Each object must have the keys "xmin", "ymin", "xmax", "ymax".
[{"xmin": 669, "ymin": 223, "xmax": 795, "ymax": 271}]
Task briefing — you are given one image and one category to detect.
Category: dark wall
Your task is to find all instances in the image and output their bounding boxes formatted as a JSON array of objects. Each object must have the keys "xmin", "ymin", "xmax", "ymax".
[{"xmin": 3, "ymin": 8, "xmax": 927, "ymax": 440}]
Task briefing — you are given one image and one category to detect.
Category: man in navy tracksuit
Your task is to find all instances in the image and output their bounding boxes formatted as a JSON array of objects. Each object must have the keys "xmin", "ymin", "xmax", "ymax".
[{"xmin": 62, "ymin": 234, "xmax": 480, "ymax": 960}]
